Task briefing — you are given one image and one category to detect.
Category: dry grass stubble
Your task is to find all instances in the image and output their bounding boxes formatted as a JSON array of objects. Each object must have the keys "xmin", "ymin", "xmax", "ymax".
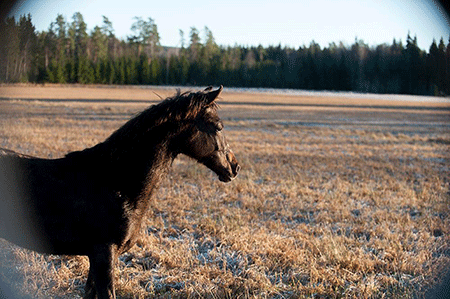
[{"xmin": 0, "ymin": 85, "xmax": 449, "ymax": 298}]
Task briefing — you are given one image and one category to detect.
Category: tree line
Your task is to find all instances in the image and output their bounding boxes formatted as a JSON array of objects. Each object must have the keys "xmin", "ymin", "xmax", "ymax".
[{"xmin": 1, "ymin": 13, "xmax": 449, "ymax": 96}]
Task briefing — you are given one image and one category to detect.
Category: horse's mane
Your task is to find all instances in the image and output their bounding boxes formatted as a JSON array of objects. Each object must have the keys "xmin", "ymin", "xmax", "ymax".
[
  {"xmin": 66, "ymin": 89, "xmax": 218, "ymax": 159},
  {"xmin": 107, "ymin": 89, "xmax": 218, "ymax": 141}
]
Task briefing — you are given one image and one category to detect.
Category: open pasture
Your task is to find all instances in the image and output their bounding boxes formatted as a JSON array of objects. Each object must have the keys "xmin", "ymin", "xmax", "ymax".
[{"xmin": 0, "ymin": 85, "xmax": 449, "ymax": 298}]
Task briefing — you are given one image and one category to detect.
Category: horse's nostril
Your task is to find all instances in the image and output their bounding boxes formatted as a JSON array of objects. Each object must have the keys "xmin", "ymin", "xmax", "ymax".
[{"xmin": 235, "ymin": 164, "xmax": 241, "ymax": 175}]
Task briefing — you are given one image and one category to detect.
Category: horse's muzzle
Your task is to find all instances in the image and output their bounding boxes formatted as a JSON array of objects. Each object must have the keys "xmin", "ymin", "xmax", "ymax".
[{"xmin": 219, "ymin": 150, "xmax": 240, "ymax": 182}]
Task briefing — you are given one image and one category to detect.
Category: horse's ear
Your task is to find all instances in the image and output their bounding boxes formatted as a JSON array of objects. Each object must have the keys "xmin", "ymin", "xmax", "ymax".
[{"xmin": 205, "ymin": 85, "xmax": 223, "ymax": 105}]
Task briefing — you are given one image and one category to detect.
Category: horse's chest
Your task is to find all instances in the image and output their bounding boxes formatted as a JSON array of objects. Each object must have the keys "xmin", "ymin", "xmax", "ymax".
[{"xmin": 117, "ymin": 206, "xmax": 147, "ymax": 253}]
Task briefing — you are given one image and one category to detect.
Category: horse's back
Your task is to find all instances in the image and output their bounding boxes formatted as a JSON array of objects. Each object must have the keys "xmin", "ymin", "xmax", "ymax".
[
  {"xmin": 0, "ymin": 148, "xmax": 49, "ymax": 251},
  {"xmin": 0, "ymin": 148, "xmax": 124, "ymax": 254}
]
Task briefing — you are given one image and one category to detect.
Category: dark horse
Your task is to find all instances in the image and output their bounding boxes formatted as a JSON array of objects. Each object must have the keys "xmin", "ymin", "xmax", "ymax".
[{"xmin": 0, "ymin": 86, "xmax": 240, "ymax": 299}]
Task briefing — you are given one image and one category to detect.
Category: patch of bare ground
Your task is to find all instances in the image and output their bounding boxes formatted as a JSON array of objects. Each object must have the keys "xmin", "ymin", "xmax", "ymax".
[{"xmin": 0, "ymin": 84, "xmax": 449, "ymax": 298}]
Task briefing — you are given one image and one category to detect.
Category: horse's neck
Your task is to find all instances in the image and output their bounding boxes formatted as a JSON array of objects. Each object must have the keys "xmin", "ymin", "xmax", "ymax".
[{"xmin": 102, "ymin": 123, "xmax": 178, "ymax": 200}]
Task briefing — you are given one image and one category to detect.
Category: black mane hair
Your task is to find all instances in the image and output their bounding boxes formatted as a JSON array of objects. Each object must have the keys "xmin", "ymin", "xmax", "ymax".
[{"xmin": 66, "ymin": 89, "xmax": 219, "ymax": 160}]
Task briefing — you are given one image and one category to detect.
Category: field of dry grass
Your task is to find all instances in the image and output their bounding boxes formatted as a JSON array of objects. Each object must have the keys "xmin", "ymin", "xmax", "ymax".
[{"xmin": 0, "ymin": 84, "xmax": 449, "ymax": 298}]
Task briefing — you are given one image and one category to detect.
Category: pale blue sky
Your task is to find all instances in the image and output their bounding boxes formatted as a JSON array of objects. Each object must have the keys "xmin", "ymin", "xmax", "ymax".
[{"xmin": 9, "ymin": 0, "xmax": 450, "ymax": 50}]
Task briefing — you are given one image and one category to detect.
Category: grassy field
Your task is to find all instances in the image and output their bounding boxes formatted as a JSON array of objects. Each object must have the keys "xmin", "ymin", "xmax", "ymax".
[{"xmin": 0, "ymin": 84, "xmax": 449, "ymax": 298}]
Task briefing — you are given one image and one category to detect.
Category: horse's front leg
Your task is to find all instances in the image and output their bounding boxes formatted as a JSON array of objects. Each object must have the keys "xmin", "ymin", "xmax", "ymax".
[
  {"xmin": 84, "ymin": 265, "xmax": 96, "ymax": 299},
  {"xmin": 86, "ymin": 245, "xmax": 117, "ymax": 299}
]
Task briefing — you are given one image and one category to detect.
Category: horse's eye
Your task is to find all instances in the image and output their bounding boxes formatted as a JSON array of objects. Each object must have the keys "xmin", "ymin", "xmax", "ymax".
[{"xmin": 215, "ymin": 121, "xmax": 223, "ymax": 131}]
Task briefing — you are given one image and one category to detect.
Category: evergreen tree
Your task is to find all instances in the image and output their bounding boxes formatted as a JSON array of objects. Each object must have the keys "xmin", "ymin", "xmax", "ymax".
[
  {"xmin": 129, "ymin": 17, "xmax": 160, "ymax": 57},
  {"xmin": 150, "ymin": 58, "xmax": 161, "ymax": 84},
  {"xmin": 0, "ymin": 17, "xmax": 20, "ymax": 82},
  {"xmin": 91, "ymin": 26, "xmax": 108, "ymax": 64},
  {"xmin": 106, "ymin": 58, "xmax": 116, "ymax": 84},
  {"xmin": 428, "ymin": 39, "xmax": 440, "ymax": 95},
  {"xmin": 179, "ymin": 53, "xmax": 190, "ymax": 85},
  {"xmin": 437, "ymin": 38, "xmax": 447, "ymax": 95},
  {"xmin": 403, "ymin": 33, "xmax": 425, "ymax": 94},
  {"xmin": 179, "ymin": 29, "xmax": 185, "ymax": 49},
  {"xmin": 51, "ymin": 14, "xmax": 67, "ymax": 83},
  {"xmin": 77, "ymin": 56, "xmax": 94, "ymax": 83},
  {"xmin": 138, "ymin": 53, "xmax": 151, "ymax": 84},
  {"xmin": 71, "ymin": 12, "xmax": 88, "ymax": 59},
  {"xmin": 188, "ymin": 27, "xmax": 201, "ymax": 62},
  {"xmin": 446, "ymin": 37, "xmax": 450, "ymax": 94},
  {"xmin": 17, "ymin": 14, "xmax": 37, "ymax": 81}
]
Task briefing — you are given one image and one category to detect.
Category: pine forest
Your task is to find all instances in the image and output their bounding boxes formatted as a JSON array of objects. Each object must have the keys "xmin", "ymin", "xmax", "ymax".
[{"xmin": 1, "ymin": 13, "xmax": 449, "ymax": 96}]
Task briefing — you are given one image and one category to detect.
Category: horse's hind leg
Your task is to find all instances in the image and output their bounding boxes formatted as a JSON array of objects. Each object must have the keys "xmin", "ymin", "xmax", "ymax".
[{"xmin": 86, "ymin": 245, "xmax": 117, "ymax": 299}]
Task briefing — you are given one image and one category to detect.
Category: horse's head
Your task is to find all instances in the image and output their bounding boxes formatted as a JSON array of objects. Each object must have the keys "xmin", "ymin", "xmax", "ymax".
[{"xmin": 179, "ymin": 86, "xmax": 240, "ymax": 182}]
